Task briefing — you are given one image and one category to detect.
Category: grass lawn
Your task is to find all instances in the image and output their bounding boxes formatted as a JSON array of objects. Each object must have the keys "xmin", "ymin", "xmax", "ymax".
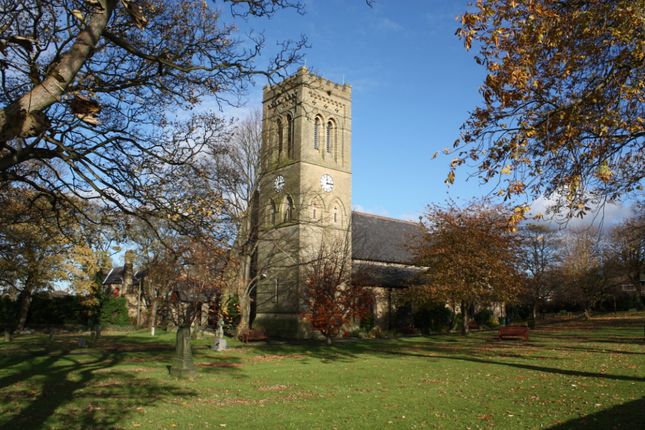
[{"xmin": 1, "ymin": 313, "xmax": 643, "ymax": 430}]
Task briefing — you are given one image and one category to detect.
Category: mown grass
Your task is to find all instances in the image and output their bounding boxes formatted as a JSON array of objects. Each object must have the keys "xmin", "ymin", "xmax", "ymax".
[{"xmin": 0, "ymin": 313, "xmax": 643, "ymax": 429}]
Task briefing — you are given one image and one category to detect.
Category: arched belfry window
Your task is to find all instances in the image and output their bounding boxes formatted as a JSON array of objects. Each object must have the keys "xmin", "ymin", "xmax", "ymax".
[
  {"xmin": 276, "ymin": 118, "xmax": 283, "ymax": 155},
  {"xmin": 314, "ymin": 116, "xmax": 321, "ymax": 150},
  {"xmin": 330, "ymin": 200, "xmax": 345, "ymax": 226},
  {"xmin": 286, "ymin": 114, "xmax": 294, "ymax": 158},
  {"xmin": 311, "ymin": 197, "xmax": 323, "ymax": 222},
  {"xmin": 269, "ymin": 200, "xmax": 277, "ymax": 226},
  {"xmin": 284, "ymin": 196, "xmax": 294, "ymax": 222},
  {"xmin": 326, "ymin": 120, "xmax": 335, "ymax": 154}
]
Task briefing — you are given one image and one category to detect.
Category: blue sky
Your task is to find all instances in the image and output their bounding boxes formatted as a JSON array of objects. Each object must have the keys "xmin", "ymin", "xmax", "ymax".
[{"xmin": 218, "ymin": 0, "xmax": 636, "ymax": 224}]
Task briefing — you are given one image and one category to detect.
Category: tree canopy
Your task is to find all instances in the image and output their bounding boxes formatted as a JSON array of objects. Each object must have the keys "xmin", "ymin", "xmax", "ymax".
[
  {"xmin": 452, "ymin": 0, "xmax": 644, "ymax": 220},
  {"xmin": 415, "ymin": 200, "xmax": 521, "ymax": 334},
  {"xmin": 0, "ymin": 0, "xmax": 306, "ymax": 230}
]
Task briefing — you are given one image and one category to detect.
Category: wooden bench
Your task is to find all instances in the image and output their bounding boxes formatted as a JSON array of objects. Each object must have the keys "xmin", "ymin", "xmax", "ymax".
[
  {"xmin": 467, "ymin": 320, "xmax": 480, "ymax": 330},
  {"xmin": 498, "ymin": 325, "xmax": 529, "ymax": 341},
  {"xmin": 238, "ymin": 328, "xmax": 268, "ymax": 343}
]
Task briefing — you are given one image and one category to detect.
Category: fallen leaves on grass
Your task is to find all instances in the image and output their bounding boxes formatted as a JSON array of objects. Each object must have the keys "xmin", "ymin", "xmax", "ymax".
[
  {"xmin": 196, "ymin": 362, "xmax": 240, "ymax": 369},
  {"xmin": 257, "ymin": 384, "xmax": 289, "ymax": 392},
  {"xmin": 247, "ymin": 354, "xmax": 305, "ymax": 363}
]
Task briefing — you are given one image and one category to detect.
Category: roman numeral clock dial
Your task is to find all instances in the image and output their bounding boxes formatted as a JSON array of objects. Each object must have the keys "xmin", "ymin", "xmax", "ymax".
[{"xmin": 320, "ymin": 174, "xmax": 334, "ymax": 192}]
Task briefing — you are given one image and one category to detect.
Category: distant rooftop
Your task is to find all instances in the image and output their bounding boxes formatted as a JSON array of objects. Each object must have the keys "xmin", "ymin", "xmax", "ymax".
[{"xmin": 103, "ymin": 267, "xmax": 145, "ymax": 286}]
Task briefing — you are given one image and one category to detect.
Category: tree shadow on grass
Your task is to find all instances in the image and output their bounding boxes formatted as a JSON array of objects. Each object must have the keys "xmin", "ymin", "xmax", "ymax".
[
  {"xmin": 247, "ymin": 338, "xmax": 392, "ymax": 364},
  {"xmin": 242, "ymin": 335, "xmax": 545, "ymax": 365},
  {"xmin": 550, "ymin": 344, "xmax": 645, "ymax": 356},
  {"xmin": 377, "ymin": 348, "xmax": 645, "ymax": 383},
  {"xmin": 0, "ymin": 335, "xmax": 240, "ymax": 429},
  {"xmin": 547, "ymin": 397, "xmax": 645, "ymax": 430},
  {"xmin": 245, "ymin": 333, "xmax": 645, "ymax": 384}
]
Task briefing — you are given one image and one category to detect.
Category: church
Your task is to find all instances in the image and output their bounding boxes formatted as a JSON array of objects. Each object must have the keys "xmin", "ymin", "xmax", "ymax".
[{"xmin": 251, "ymin": 67, "xmax": 424, "ymax": 338}]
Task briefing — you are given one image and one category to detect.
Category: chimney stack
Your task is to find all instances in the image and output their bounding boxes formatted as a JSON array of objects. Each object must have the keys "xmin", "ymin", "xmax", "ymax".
[{"xmin": 122, "ymin": 250, "xmax": 135, "ymax": 296}]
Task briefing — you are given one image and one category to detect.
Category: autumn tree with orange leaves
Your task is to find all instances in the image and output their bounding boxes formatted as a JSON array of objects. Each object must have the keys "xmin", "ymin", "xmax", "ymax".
[
  {"xmin": 301, "ymin": 234, "xmax": 373, "ymax": 345},
  {"xmin": 449, "ymin": 0, "xmax": 644, "ymax": 222},
  {"xmin": 415, "ymin": 201, "xmax": 522, "ymax": 335}
]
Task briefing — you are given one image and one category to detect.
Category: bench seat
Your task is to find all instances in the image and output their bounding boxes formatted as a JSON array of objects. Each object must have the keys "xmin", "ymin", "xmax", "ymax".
[{"xmin": 498, "ymin": 325, "xmax": 529, "ymax": 341}]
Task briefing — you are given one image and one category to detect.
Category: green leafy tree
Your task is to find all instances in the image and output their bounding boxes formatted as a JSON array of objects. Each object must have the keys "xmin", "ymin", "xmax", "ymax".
[
  {"xmin": 99, "ymin": 294, "xmax": 130, "ymax": 326},
  {"xmin": 0, "ymin": 189, "xmax": 73, "ymax": 332}
]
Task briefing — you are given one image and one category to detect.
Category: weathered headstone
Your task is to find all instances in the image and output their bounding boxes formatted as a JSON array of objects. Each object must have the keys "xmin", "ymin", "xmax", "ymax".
[{"xmin": 170, "ymin": 326, "xmax": 196, "ymax": 378}]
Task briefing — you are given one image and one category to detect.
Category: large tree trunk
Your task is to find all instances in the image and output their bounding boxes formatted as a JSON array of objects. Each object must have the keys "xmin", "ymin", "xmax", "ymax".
[
  {"xmin": 236, "ymin": 253, "xmax": 253, "ymax": 335},
  {"xmin": 17, "ymin": 287, "xmax": 34, "ymax": 332},
  {"xmin": 237, "ymin": 292, "xmax": 251, "ymax": 333},
  {"xmin": 0, "ymin": 0, "xmax": 116, "ymax": 143},
  {"xmin": 150, "ymin": 299, "xmax": 158, "ymax": 336},
  {"xmin": 461, "ymin": 301, "xmax": 470, "ymax": 336},
  {"xmin": 583, "ymin": 307, "xmax": 592, "ymax": 320},
  {"xmin": 449, "ymin": 300, "xmax": 459, "ymax": 333},
  {"xmin": 528, "ymin": 302, "xmax": 538, "ymax": 329}
]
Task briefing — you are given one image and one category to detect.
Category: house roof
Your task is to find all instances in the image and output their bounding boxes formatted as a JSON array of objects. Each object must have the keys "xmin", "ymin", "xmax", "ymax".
[
  {"xmin": 102, "ymin": 267, "xmax": 145, "ymax": 286},
  {"xmin": 351, "ymin": 211, "xmax": 423, "ymax": 265}
]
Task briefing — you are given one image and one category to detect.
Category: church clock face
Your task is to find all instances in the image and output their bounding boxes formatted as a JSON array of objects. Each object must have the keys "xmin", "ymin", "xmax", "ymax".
[
  {"xmin": 273, "ymin": 175, "xmax": 285, "ymax": 192},
  {"xmin": 320, "ymin": 174, "xmax": 334, "ymax": 192}
]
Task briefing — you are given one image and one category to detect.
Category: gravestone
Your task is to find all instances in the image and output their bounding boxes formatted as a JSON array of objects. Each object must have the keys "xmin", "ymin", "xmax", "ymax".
[
  {"xmin": 170, "ymin": 326, "xmax": 196, "ymax": 378},
  {"xmin": 211, "ymin": 317, "xmax": 227, "ymax": 352}
]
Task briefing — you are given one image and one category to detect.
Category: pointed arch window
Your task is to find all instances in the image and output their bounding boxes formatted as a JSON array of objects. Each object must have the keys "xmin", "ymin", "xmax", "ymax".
[
  {"xmin": 284, "ymin": 196, "xmax": 294, "ymax": 222},
  {"xmin": 314, "ymin": 117, "xmax": 321, "ymax": 150},
  {"xmin": 333, "ymin": 206, "xmax": 339, "ymax": 224},
  {"xmin": 276, "ymin": 118, "xmax": 283, "ymax": 155},
  {"xmin": 269, "ymin": 200, "xmax": 277, "ymax": 226},
  {"xmin": 286, "ymin": 114, "xmax": 294, "ymax": 158},
  {"xmin": 325, "ymin": 120, "xmax": 335, "ymax": 154},
  {"xmin": 311, "ymin": 198, "xmax": 322, "ymax": 222}
]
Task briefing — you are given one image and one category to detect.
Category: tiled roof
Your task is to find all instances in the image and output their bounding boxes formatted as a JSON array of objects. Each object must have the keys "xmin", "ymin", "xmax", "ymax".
[
  {"xmin": 102, "ymin": 267, "xmax": 145, "ymax": 285},
  {"xmin": 351, "ymin": 211, "xmax": 423, "ymax": 265}
]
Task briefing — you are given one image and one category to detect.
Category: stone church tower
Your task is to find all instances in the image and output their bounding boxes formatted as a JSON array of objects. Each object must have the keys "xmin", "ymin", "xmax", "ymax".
[{"xmin": 252, "ymin": 67, "xmax": 352, "ymax": 337}]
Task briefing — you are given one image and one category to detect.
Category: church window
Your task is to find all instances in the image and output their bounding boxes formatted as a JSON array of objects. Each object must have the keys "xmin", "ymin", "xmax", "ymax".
[
  {"xmin": 314, "ymin": 116, "xmax": 321, "ymax": 150},
  {"xmin": 284, "ymin": 196, "xmax": 294, "ymax": 222},
  {"xmin": 333, "ymin": 206, "xmax": 338, "ymax": 223},
  {"xmin": 334, "ymin": 126, "xmax": 339, "ymax": 161},
  {"xmin": 269, "ymin": 200, "xmax": 277, "ymax": 225},
  {"xmin": 276, "ymin": 118, "xmax": 283, "ymax": 155},
  {"xmin": 326, "ymin": 120, "xmax": 334, "ymax": 153},
  {"xmin": 310, "ymin": 198, "xmax": 322, "ymax": 222},
  {"xmin": 286, "ymin": 114, "xmax": 294, "ymax": 158}
]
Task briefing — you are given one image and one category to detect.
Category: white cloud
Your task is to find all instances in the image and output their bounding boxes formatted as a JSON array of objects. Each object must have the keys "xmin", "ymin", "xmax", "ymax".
[
  {"xmin": 352, "ymin": 203, "xmax": 390, "ymax": 218},
  {"xmin": 530, "ymin": 195, "xmax": 636, "ymax": 230}
]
